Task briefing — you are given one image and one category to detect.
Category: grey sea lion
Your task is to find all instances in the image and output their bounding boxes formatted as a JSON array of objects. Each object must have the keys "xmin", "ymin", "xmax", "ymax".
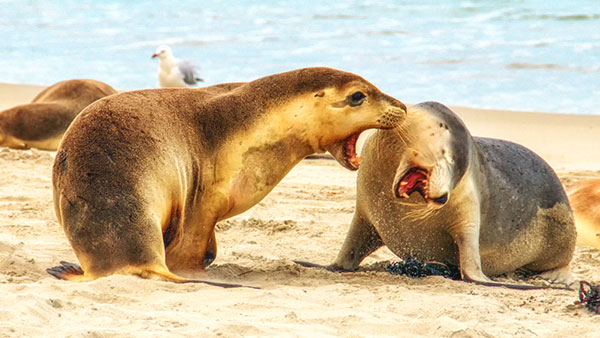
[
  {"xmin": 0, "ymin": 79, "xmax": 117, "ymax": 150},
  {"xmin": 297, "ymin": 101, "xmax": 576, "ymax": 290},
  {"xmin": 47, "ymin": 67, "xmax": 407, "ymax": 285}
]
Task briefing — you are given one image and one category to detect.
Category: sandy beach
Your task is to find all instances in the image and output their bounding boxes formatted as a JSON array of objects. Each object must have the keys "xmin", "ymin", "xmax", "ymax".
[{"xmin": 1, "ymin": 82, "xmax": 599, "ymax": 337}]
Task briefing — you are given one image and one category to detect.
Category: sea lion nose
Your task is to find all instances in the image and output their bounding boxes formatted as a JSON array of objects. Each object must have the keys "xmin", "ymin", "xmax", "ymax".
[
  {"xmin": 395, "ymin": 101, "xmax": 407, "ymax": 115},
  {"xmin": 383, "ymin": 94, "xmax": 407, "ymax": 117},
  {"xmin": 431, "ymin": 193, "xmax": 449, "ymax": 205}
]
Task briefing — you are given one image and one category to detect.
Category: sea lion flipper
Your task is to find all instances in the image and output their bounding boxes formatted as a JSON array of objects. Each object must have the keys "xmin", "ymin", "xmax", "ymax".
[
  {"xmin": 293, "ymin": 260, "xmax": 346, "ymax": 272},
  {"xmin": 466, "ymin": 276, "xmax": 571, "ymax": 290},
  {"xmin": 46, "ymin": 261, "xmax": 84, "ymax": 281},
  {"xmin": 294, "ymin": 213, "xmax": 383, "ymax": 273},
  {"xmin": 537, "ymin": 265, "xmax": 575, "ymax": 288},
  {"xmin": 333, "ymin": 212, "xmax": 383, "ymax": 270},
  {"xmin": 456, "ymin": 236, "xmax": 571, "ymax": 290},
  {"xmin": 45, "ymin": 262, "xmax": 259, "ymax": 289}
]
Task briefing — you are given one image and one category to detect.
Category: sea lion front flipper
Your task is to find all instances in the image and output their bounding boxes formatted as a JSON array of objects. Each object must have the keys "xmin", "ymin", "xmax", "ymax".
[
  {"xmin": 332, "ymin": 212, "xmax": 384, "ymax": 271},
  {"xmin": 293, "ymin": 260, "xmax": 346, "ymax": 272},
  {"xmin": 453, "ymin": 222, "xmax": 487, "ymax": 281},
  {"xmin": 294, "ymin": 212, "xmax": 383, "ymax": 273}
]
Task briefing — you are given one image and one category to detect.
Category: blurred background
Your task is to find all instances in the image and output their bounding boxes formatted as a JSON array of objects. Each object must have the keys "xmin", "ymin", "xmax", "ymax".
[{"xmin": 1, "ymin": 0, "xmax": 599, "ymax": 114}]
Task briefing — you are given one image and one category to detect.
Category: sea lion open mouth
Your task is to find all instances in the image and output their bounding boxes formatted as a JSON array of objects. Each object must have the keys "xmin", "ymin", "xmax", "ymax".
[
  {"xmin": 394, "ymin": 167, "xmax": 449, "ymax": 205},
  {"xmin": 395, "ymin": 167, "xmax": 429, "ymax": 199},
  {"xmin": 324, "ymin": 131, "xmax": 363, "ymax": 171}
]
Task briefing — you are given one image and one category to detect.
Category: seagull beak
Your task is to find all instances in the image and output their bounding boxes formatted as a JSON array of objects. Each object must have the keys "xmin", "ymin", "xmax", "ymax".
[{"xmin": 151, "ymin": 53, "xmax": 159, "ymax": 59}]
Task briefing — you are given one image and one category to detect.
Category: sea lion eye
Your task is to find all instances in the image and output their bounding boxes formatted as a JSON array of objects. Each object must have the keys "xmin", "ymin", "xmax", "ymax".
[{"xmin": 349, "ymin": 92, "xmax": 366, "ymax": 106}]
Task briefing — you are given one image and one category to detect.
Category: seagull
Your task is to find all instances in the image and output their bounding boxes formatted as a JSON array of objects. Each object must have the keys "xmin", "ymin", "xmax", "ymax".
[{"xmin": 151, "ymin": 45, "xmax": 204, "ymax": 88}]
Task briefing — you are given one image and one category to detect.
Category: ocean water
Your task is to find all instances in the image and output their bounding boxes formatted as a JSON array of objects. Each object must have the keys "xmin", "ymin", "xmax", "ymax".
[{"xmin": 1, "ymin": 0, "xmax": 599, "ymax": 114}]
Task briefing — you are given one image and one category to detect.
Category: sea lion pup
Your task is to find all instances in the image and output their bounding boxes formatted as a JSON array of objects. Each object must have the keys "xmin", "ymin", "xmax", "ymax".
[
  {"xmin": 568, "ymin": 178, "xmax": 600, "ymax": 248},
  {"xmin": 48, "ymin": 67, "xmax": 407, "ymax": 286},
  {"xmin": 297, "ymin": 101, "xmax": 576, "ymax": 290},
  {"xmin": 0, "ymin": 79, "xmax": 117, "ymax": 150}
]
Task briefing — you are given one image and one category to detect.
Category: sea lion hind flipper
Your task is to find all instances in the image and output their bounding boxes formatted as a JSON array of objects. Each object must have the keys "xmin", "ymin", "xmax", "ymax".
[
  {"xmin": 536, "ymin": 265, "xmax": 575, "ymax": 288},
  {"xmin": 292, "ymin": 260, "xmax": 350, "ymax": 272},
  {"xmin": 461, "ymin": 266, "xmax": 572, "ymax": 290},
  {"xmin": 456, "ymin": 232, "xmax": 570, "ymax": 290},
  {"xmin": 46, "ymin": 261, "xmax": 85, "ymax": 281},
  {"xmin": 459, "ymin": 257, "xmax": 571, "ymax": 290}
]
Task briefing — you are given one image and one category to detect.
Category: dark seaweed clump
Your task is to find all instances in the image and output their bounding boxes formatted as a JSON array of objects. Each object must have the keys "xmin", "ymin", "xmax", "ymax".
[
  {"xmin": 577, "ymin": 281, "xmax": 600, "ymax": 314},
  {"xmin": 387, "ymin": 257, "xmax": 461, "ymax": 280}
]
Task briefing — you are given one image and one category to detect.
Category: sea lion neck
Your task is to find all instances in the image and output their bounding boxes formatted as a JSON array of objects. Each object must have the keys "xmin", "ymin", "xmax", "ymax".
[{"xmin": 204, "ymin": 90, "xmax": 318, "ymax": 165}]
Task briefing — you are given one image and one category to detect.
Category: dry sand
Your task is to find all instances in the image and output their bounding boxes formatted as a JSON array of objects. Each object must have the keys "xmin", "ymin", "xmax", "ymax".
[{"xmin": 1, "ymin": 82, "xmax": 599, "ymax": 337}]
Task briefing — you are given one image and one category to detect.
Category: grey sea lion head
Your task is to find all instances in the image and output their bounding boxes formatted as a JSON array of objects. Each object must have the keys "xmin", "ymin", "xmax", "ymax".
[{"xmin": 392, "ymin": 101, "xmax": 472, "ymax": 207}]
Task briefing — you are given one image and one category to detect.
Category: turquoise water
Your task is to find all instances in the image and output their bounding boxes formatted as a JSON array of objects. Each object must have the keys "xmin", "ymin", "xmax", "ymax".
[{"xmin": 1, "ymin": 0, "xmax": 599, "ymax": 114}]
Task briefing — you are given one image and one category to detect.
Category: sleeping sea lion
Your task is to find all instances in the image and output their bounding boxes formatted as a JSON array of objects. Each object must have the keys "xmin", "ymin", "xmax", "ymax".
[{"xmin": 0, "ymin": 79, "xmax": 117, "ymax": 150}]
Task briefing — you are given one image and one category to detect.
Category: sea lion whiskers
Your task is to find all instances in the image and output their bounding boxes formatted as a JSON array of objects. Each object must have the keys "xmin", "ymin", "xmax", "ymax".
[
  {"xmin": 407, "ymin": 207, "xmax": 437, "ymax": 222},
  {"xmin": 372, "ymin": 121, "xmax": 410, "ymax": 161},
  {"xmin": 391, "ymin": 198, "xmax": 425, "ymax": 208},
  {"xmin": 402, "ymin": 203, "xmax": 440, "ymax": 222},
  {"xmin": 392, "ymin": 123, "xmax": 411, "ymax": 145}
]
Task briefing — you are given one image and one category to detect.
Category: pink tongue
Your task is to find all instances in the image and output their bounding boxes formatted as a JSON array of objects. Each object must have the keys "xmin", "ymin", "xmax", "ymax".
[
  {"xmin": 398, "ymin": 171, "xmax": 426, "ymax": 195},
  {"xmin": 346, "ymin": 133, "xmax": 361, "ymax": 168}
]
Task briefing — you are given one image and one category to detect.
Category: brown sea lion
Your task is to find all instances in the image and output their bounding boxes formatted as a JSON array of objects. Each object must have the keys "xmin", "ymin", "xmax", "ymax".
[
  {"xmin": 0, "ymin": 79, "xmax": 117, "ymax": 150},
  {"xmin": 297, "ymin": 101, "xmax": 576, "ymax": 290},
  {"xmin": 568, "ymin": 178, "xmax": 600, "ymax": 248},
  {"xmin": 47, "ymin": 67, "xmax": 407, "ymax": 286}
]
